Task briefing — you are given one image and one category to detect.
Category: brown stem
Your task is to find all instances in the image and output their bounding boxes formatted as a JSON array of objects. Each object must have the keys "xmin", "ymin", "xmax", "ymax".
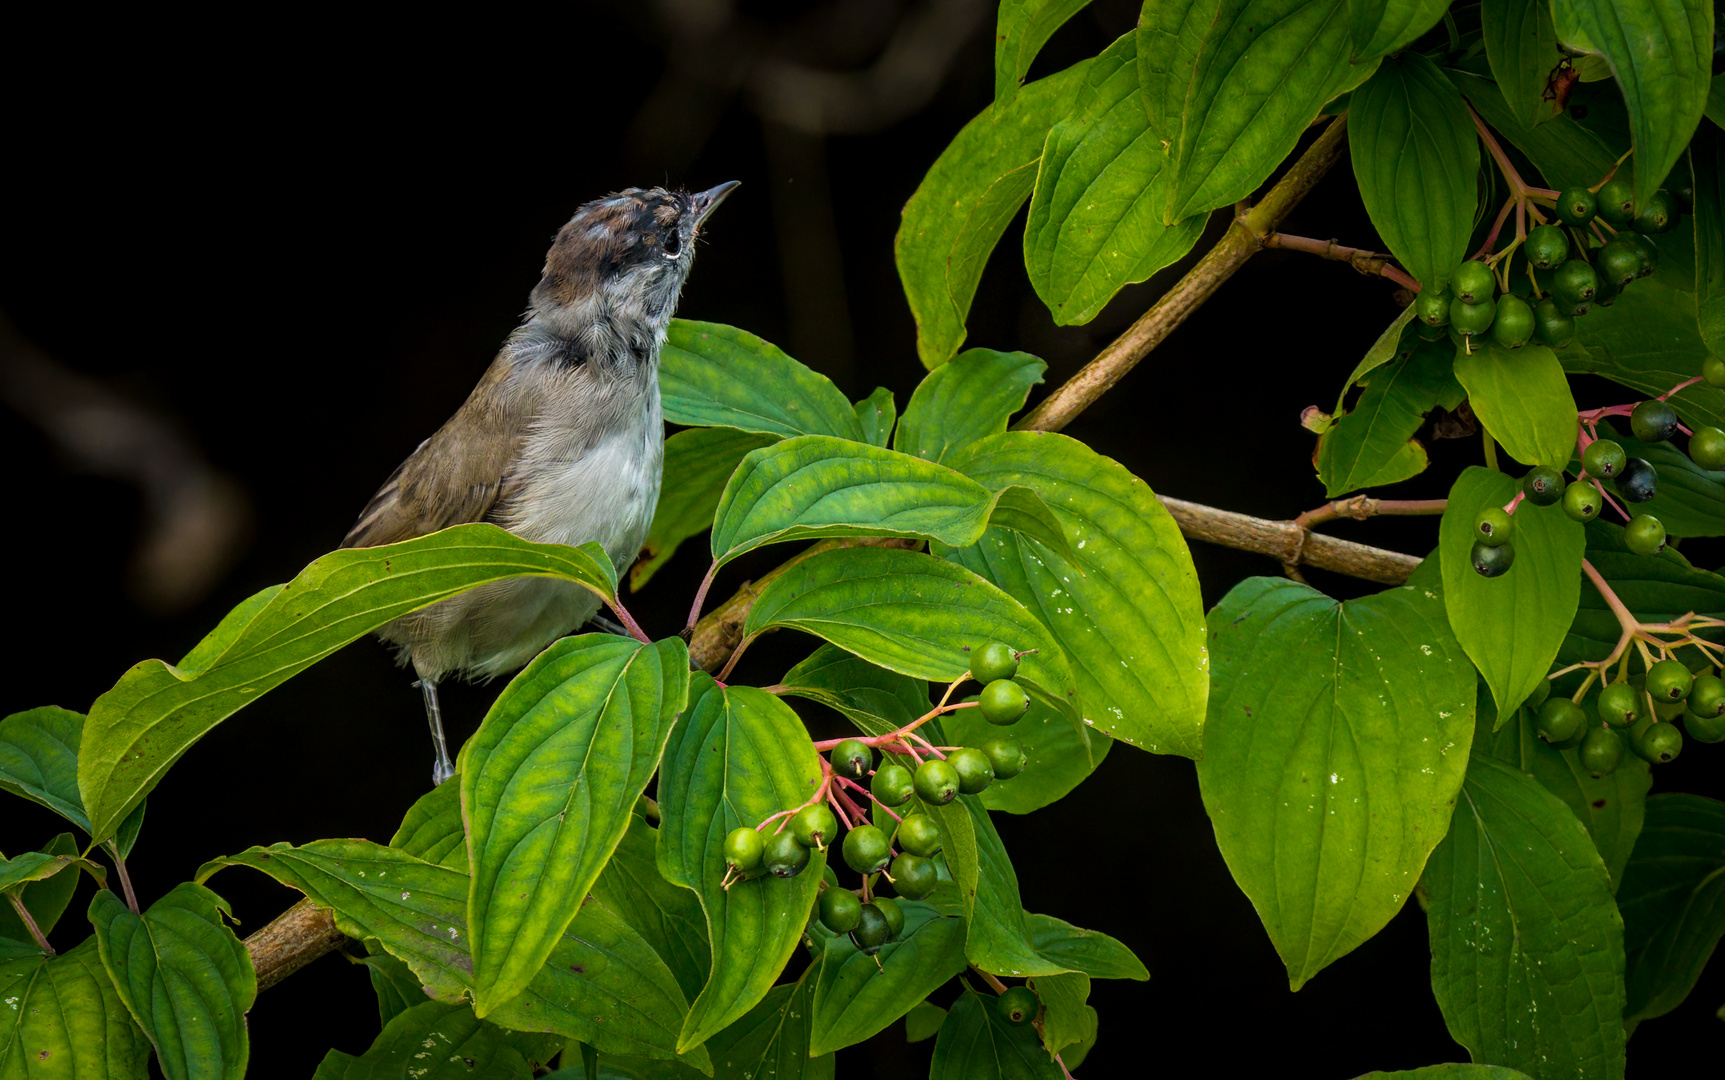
[
  {"xmin": 106, "ymin": 844, "xmax": 140, "ymax": 915},
  {"xmin": 1161, "ymin": 496, "xmax": 1421, "ymax": 585},
  {"xmin": 1293, "ymin": 496, "xmax": 1447, "ymax": 530},
  {"xmin": 245, "ymin": 899, "xmax": 347, "ymax": 991},
  {"xmin": 9, "ymin": 894, "xmax": 53, "ymax": 954},
  {"xmin": 972, "ymin": 966, "xmax": 1011, "ymax": 994},
  {"xmin": 1264, "ymin": 233, "xmax": 1420, "ymax": 291}
]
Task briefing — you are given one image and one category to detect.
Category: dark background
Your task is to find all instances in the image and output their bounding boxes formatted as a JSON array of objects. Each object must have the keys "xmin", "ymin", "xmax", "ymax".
[{"xmin": 3, "ymin": 2, "xmax": 1720, "ymax": 1076}]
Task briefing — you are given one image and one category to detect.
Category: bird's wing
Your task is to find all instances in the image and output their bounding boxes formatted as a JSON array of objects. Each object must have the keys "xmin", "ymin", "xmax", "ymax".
[{"xmin": 342, "ymin": 356, "xmax": 529, "ymax": 548}]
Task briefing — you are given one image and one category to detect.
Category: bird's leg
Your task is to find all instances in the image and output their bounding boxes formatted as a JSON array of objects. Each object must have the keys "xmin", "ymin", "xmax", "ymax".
[
  {"xmin": 415, "ymin": 678, "xmax": 457, "ymax": 787},
  {"xmin": 585, "ymin": 613, "xmax": 630, "ymax": 638}
]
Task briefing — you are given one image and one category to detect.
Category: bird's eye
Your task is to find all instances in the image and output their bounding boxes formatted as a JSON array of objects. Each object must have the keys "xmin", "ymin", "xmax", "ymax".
[{"xmin": 662, "ymin": 230, "xmax": 682, "ymax": 257}]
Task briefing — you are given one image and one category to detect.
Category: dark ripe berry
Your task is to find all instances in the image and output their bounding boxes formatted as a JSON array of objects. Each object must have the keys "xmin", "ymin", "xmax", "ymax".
[
  {"xmin": 1624, "ymin": 514, "xmax": 1667, "ymax": 556},
  {"xmin": 998, "ymin": 986, "xmax": 1039, "ymax": 1026},
  {"xmin": 1474, "ymin": 506, "xmax": 1514, "ymax": 546},
  {"xmin": 1635, "ymin": 191, "xmax": 1678, "ymax": 233},
  {"xmin": 980, "ymin": 679, "xmax": 1031, "ymax": 725},
  {"xmin": 890, "ymin": 853, "xmax": 938, "ymax": 899},
  {"xmin": 1535, "ymin": 698, "xmax": 1586, "ymax": 744},
  {"xmin": 897, "ymin": 813, "xmax": 943, "ymax": 857},
  {"xmin": 1522, "ymin": 465, "xmax": 1566, "ymax": 505},
  {"xmin": 1450, "ymin": 296, "xmax": 1498, "ymax": 336},
  {"xmin": 830, "ymin": 739, "xmax": 874, "ymax": 780},
  {"xmin": 725, "ymin": 827, "xmax": 764, "ymax": 873},
  {"xmin": 1532, "ymin": 300, "xmax": 1575, "ymax": 349},
  {"xmin": 1686, "ymin": 706, "xmax": 1725, "ymax": 744},
  {"xmin": 1451, "ymin": 261, "xmax": 1497, "ymax": 304},
  {"xmin": 1525, "ymin": 677, "xmax": 1552, "ymax": 710},
  {"xmin": 1621, "ymin": 231, "xmax": 1659, "ymax": 277},
  {"xmin": 1705, "ymin": 356, "xmax": 1725, "ymax": 388},
  {"xmin": 1472, "ymin": 540, "xmax": 1515, "ymax": 577},
  {"xmin": 870, "ymin": 763, "xmax": 915, "ymax": 807},
  {"xmin": 1525, "ymin": 224, "xmax": 1571, "ymax": 269},
  {"xmin": 1689, "ymin": 673, "xmax": 1725, "ymax": 718},
  {"xmin": 1579, "ymin": 726, "xmax": 1625, "ymax": 775},
  {"xmin": 1688, "ymin": 426, "xmax": 1725, "ymax": 470},
  {"xmin": 1552, "ymin": 260, "xmax": 1598, "ymax": 307},
  {"xmin": 1597, "ymin": 682, "xmax": 1642, "ymax": 728},
  {"xmin": 1630, "ymin": 399, "xmax": 1680, "ymax": 444},
  {"xmin": 1596, "ymin": 177, "xmax": 1636, "ymax": 227},
  {"xmin": 1646, "ymin": 658, "xmax": 1694, "ymax": 702},
  {"xmin": 970, "ymin": 642, "xmax": 1019, "ymax": 684},
  {"xmin": 1491, "ymin": 294, "xmax": 1536, "ymax": 348},
  {"xmin": 1597, "ymin": 239, "xmax": 1643, "ymax": 288},
  {"xmin": 791, "ymin": 804, "xmax": 839, "ymax": 850},
  {"xmin": 850, "ymin": 904, "xmax": 891, "ymax": 953},
  {"xmin": 981, "ymin": 735, "xmax": 1026, "ymax": 779},
  {"xmin": 1633, "ymin": 721, "xmax": 1684, "ymax": 763},
  {"xmin": 1562, "ymin": 480, "xmax": 1602, "ymax": 521},
  {"xmin": 873, "ymin": 897, "xmax": 905, "ymax": 939},
  {"xmin": 1582, "ymin": 439, "xmax": 1626, "ymax": 478},
  {"xmin": 1555, "ymin": 186, "xmax": 1598, "ymax": 225},
  {"xmin": 913, "ymin": 759, "xmax": 960, "ymax": 805},
  {"xmin": 765, "ymin": 829, "xmax": 810, "ymax": 878},
  {"xmin": 1614, "ymin": 458, "xmax": 1659, "ymax": 503},
  {"xmin": 841, "ymin": 824, "xmax": 892, "ymax": 874},
  {"xmin": 948, "ymin": 747, "xmax": 995, "ymax": 794},
  {"xmin": 819, "ymin": 887, "xmax": 862, "ymax": 933},
  {"xmin": 1416, "ymin": 288, "xmax": 1451, "ymax": 327}
]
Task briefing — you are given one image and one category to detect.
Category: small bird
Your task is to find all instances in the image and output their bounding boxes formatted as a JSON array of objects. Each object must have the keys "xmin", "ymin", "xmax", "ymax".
[{"xmin": 342, "ymin": 182, "xmax": 739, "ymax": 784}]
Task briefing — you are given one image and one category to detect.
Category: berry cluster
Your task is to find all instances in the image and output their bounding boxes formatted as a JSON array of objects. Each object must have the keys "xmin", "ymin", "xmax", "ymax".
[{"xmin": 1533, "ymin": 659, "xmax": 1725, "ymax": 773}]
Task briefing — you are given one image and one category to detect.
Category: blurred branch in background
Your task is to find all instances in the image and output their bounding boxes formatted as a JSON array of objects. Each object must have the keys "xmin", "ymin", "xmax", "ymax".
[{"xmin": 0, "ymin": 313, "xmax": 251, "ymax": 613}]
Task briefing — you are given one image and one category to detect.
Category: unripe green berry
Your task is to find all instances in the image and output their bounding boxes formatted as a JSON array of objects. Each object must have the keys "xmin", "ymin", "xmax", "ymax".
[
  {"xmin": 998, "ymin": 986, "xmax": 1039, "ymax": 1026},
  {"xmin": 1686, "ymin": 706, "xmax": 1725, "ymax": 744},
  {"xmin": 913, "ymin": 759, "xmax": 960, "ymax": 805},
  {"xmin": 1552, "ymin": 260, "xmax": 1598, "ymax": 308},
  {"xmin": 1525, "ymin": 224, "xmax": 1570, "ymax": 269},
  {"xmin": 1633, "ymin": 721, "xmax": 1683, "ymax": 763},
  {"xmin": 1522, "ymin": 465, "xmax": 1565, "ymax": 505},
  {"xmin": 819, "ymin": 887, "xmax": 862, "ymax": 933},
  {"xmin": 1451, "ymin": 295, "xmax": 1497, "ymax": 336},
  {"xmin": 970, "ymin": 642, "xmax": 1019, "ymax": 684},
  {"xmin": 791, "ymin": 804, "xmax": 839, "ymax": 850},
  {"xmin": 1555, "ymin": 186, "xmax": 1597, "ymax": 226},
  {"xmin": 1450, "ymin": 261, "xmax": 1496, "ymax": 304},
  {"xmin": 1630, "ymin": 399, "xmax": 1680, "ymax": 444},
  {"xmin": 1535, "ymin": 698, "xmax": 1585, "ymax": 745},
  {"xmin": 1615, "ymin": 458, "xmax": 1659, "ymax": 503},
  {"xmin": 979, "ymin": 679, "xmax": 1031, "ymax": 725},
  {"xmin": 1474, "ymin": 506, "xmax": 1513, "ymax": 546},
  {"xmin": 1416, "ymin": 288, "xmax": 1451, "ymax": 327},
  {"xmin": 873, "ymin": 896, "xmax": 904, "ymax": 938},
  {"xmin": 830, "ymin": 739, "xmax": 874, "ymax": 780},
  {"xmin": 1688, "ymin": 673, "xmax": 1725, "ymax": 719},
  {"xmin": 1582, "ymin": 438, "xmax": 1626, "ymax": 478},
  {"xmin": 1597, "ymin": 239, "xmax": 1643, "ymax": 288},
  {"xmin": 1621, "ymin": 231, "xmax": 1659, "ymax": 277},
  {"xmin": 1532, "ymin": 300, "xmax": 1574, "ymax": 348},
  {"xmin": 897, "ymin": 813, "xmax": 943, "ymax": 857},
  {"xmin": 1597, "ymin": 682, "xmax": 1642, "ymax": 729},
  {"xmin": 981, "ymin": 735, "xmax": 1026, "ymax": 779},
  {"xmin": 1562, "ymin": 480, "xmax": 1602, "ymax": 521},
  {"xmin": 1646, "ymin": 658, "xmax": 1694, "ymax": 703},
  {"xmin": 725, "ymin": 827, "xmax": 764, "ymax": 873},
  {"xmin": 1579, "ymin": 726, "xmax": 1624, "ymax": 776},
  {"xmin": 1635, "ymin": 191, "xmax": 1678, "ymax": 233},
  {"xmin": 1705, "ymin": 357, "xmax": 1725, "ymax": 388},
  {"xmin": 1596, "ymin": 177, "xmax": 1636, "ymax": 227},
  {"xmin": 765, "ymin": 829, "xmax": 810, "ymax": 878},
  {"xmin": 841, "ymin": 824, "xmax": 891, "ymax": 874},
  {"xmin": 1688, "ymin": 426, "xmax": 1725, "ymax": 471},
  {"xmin": 870, "ymin": 763, "xmax": 915, "ymax": 807},
  {"xmin": 850, "ymin": 904, "xmax": 891, "ymax": 953},
  {"xmin": 948, "ymin": 747, "xmax": 995, "ymax": 795},
  {"xmin": 889, "ymin": 853, "xmax": 938, "ymax": 900},
  {"xmin": 1624, "ymin": 514, "xmax": 1666, "ymax": 556},
  {"xmin": 1491, "ymin": 294, "xmax": 1535, "ymax": 348},
  {"xmin": 1472, "ymin": 540, "xmax": 1515, "ymax": 578}
]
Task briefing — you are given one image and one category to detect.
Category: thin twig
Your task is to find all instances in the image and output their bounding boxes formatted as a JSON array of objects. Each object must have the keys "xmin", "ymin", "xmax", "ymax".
[
  {"xmin": 1293, "ymin": 497, "xmax": 1447, "ymax": 530},
  {"xmin": 1263, "ymin": 233, "xmax": 1420, "ymax": 291},
  {"xmin": 106, "ymin": 843, "xmax": 140, "ymax": 915},
  {"xmin": 8, "ymin": 894, "xmax": 53, "ymax": 954}
]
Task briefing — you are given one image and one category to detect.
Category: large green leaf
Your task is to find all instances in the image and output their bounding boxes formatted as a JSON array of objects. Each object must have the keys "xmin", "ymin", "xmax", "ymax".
[
  {"xmin": 683, "ymin": 968, "xmax": 832, "ymax": 1080},
  {"xmin": 633, "ymin": 427, "xmax": 776, "ymax": 591},
  {"xmin": 807, "ymin": 900, "xmax": 966, "ymax": 1054},
  {"xmin": 1024, "ymin": 30, "xmax": 1206, "ymax": 326},
  {"xmin": 942, "ymin": 693, "xmax": 1109, "ymax": 814},
  {"xmin": 1028, "ymin": 971, "xmax": 1092, "ymax": 1059},
  {"xmin": 656, "ymin": 679, "xmax": 826, "ymax": 1052},
  {"xmin": 0, "ymin": 835, "xmax": 80, "ymax": 943},
  {"xmin": 1450, "ymin": 71, "xmax": 1619, "ymax": 193},
  {"xmin": 390, "ymin": 778, "xmax": 468, "ymax": 871},
  {"xmin": 1025, "ymin": 913, "xmax": 1149, "ymax": 980},
  {"xmin": 1423, "ymin": 756, "xmax": 1626, "ymax": 1080},
  {"xmin": 1550, "ymin": 0, "xmax": 1713, "ymax": 206},
  {"xmin": 1560, "ymin": 278, "xmax": 1725, "ymax": 430},
  {"xmin": 1440, "ymin": 468, "xmax": 1586, "ymax": 724},
  {"xmin": 897, "ymin": 65, "xmax": 1091, "ymax": 367},
  {"xmin": 1317, "ymin": 335, "xmax": 1461, "ymax": 497},
  {"xmin": 1350, "ymin": 53, "xmax": 1479, "ymax": 292},
  {"xmin": 0, "ymin": 938, "xmax": 151, "ymax": 1078},
  {"xmin": 88, "ymin": 882, "xmax": 255, "ymax": 1080},
  {"xmin": 744, "ymin": 547, "xmax": 1080, "ymax": 724},
  {"xmin": 1480, "ymin": 0, "xmax": 1563, "ymax": 130},
  {"xmin": 660, "ymin": 321, "xmax": 862, "ymax": 439},
  {"xmin": 1696, "ymin": 125, "xmax": 1725, "ymax": 355},
  {"xmin": 778, "ymin": 644, "xmax": 932, "ymax": 731},
  {"xmin": 0, "ymin": 707, "xmax": 88, "ymax": 831},
  {"xmin": 77, "ymin": 524, "xmax": 618, "ymax": 843},
  {"xmin": 1198, "ymin": 575, "xmax": 1475, "ymax": 989},
  {"xmin": 355, "ymin": 951, "xmax": 423, "ymax": 1028},
  {"xmin": 1356, "ymin": 1067, "xmax": 1534, "ymax": 1079},
  {"xmin": 1559, "ymin": 522, "xmax": 1725, "ymax": 676},
  {"xmin": 932, "ymin": 795, "xmax": 1073, "ymax": 978},
  {"xmin": 1616, "ymin": 793, "xmax": 1725, "ymax": 1023},
  {"xmin": 1572, "ymin": 422, "xmax": 1725, "ymax": 538},
  {"xmin": 853, "ymin": 387, "xmax": 896, "ymax": 448},
  {"xmin": 462, "ymin": 633, "xmax": 688, "ymax": 1014},
  {"xmin": 0, "ymin": 852, "xmax": 81, "ymax": 896},
  {"xmin": 588, "ymin": 817, "xmax": 710, "ymax": 1007},
  {"xmin": 942, "ymin": 431, "xmax": 1208, "ymax": 757},
  {"xmin": 1347, "ymin": 0, "xmax": 1450, "ymax": 62},
  {"xmin": 313, "ymin": 1001, "xmax": 536, "ymax": 1080},
  {"xmin": 929, "ymin": 985, "xmax": 1062, "ymax": 1080},
  {"xmin": 894, "ymin": 350, "xmax": 1046, "ymax": 466},
  {"xmin": 1453, "ymin": 343, "xmax": 1579, "ymax": 467},
  {"xmin": 995, "ymin": 0, "xmax": 1091, "ymax": 102}
]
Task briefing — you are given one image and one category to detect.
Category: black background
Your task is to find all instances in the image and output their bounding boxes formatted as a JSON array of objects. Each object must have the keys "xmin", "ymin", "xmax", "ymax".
[{"xmin": 3, "ymin": 2, "xmax": 1721, "ymax": 1076}]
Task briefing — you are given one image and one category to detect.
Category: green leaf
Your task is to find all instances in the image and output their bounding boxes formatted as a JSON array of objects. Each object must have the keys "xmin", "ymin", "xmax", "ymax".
[
  {"xmin": 0, "ymin": 852, "xmax": 80, "ymax": 896},
  {"xmin": 1560, "ymin": 523, "xmax": 1725, "ymax": 676},
  {"xmin": 463, "ymin": 633, "xmax": 689, "ymax": 1014},
  {"xmin": 1347, "ymin": 0, "xmax": 1450, "ymax": 62},
  {"xmin": 692, "ymin": 968, "xmax": 832, "ymax": 1080},
  {"xmin": 0, "ymin": 707, "xmax": 89, "ymax": 832},
  {"xmin": 87, "ymin": 882, "xmax": 255, "ymax": 1080},
  {"xmin": 390, "ymin": 777, "xmax": 468, "ymax": 872},
  {"xmin": 905, "ymin": 1001, "xmax": 947, "ymax": 1043},
  {"xmin": 1198, "ymin": 575, "xmax": 1475, "ymax": 989},
  {"xmin": 933, "ymin": 796, "xmax": 1073, "ymax": 977},
  {"xmin": 1332, "ymin": 305, "xmax": 1421, "ymax": 414},
  {"xmin": 744, "ymin": 547, "xmax": 1080, "ymax": 725},
  {"xmin": 0, "ymin": 938, "xmax": 151, "ymax": 1078},
  {"xmin": 1024, "ymin": 31, "xmax": 1206, "ymax": 326},
  {"xmin": 778, "ymin": 645, "xmax": 931, "ymax": 732},
  {"xmin": 633, "ymin": 428, "xmax": 777, "ymax": 591},
  {"xmin": 1450, "ymin": 71, "xmax": 1620, "ymax": 194},
  {"xmin": 0, "ymin": 834, "xmax": 80, "ymax": 942},
  {"xmin": 1572, "ymin": 421, "xmax": 1725, "ymax": 537},
  {"xmin": 1356, "ymin": 1067, "xmax": 1534, "ymax": 1079},
  {"xmin": 660, "ymin": 321, "xmax": 863, "ymax": 440},
  {"xmin": 942, "ymin": 431, "xmax": 1208, "ymax": 756},
  {"xmin": 807, "ymin": 900, "xmax": 966, "ymax": 1054},
  {"xmin": 1025, "ymin": 913, "xmax": 1148, "ymax": 980},
  {"xmin": 1550, "ymin": 0, "xmax": 1713, "ymax": 206},
  {"xmin": 1317, "ymin": 336, "xmax": 1460, "ymax": 496},
  {"xmin": 1480, "ymin": 0, "xmax": 1564, "ymax": 130},
  {"xmin": 929, "ymin": 985, "xmax": 1062, "ymax": 1080},
  {"xmin": 78, "ymin": 524, "xmax": 619, "ymax": 844},
  {"xmin": 995, "ymin": 0, "xmax": 1091, "ymax": 102},
  {"xmin": 1690, "ymin": 124, "xmax": 1725, "ymax": 356},
  {"xmin": 1452, "ymin": 342, "xmax": 1579, "ymax": 467},
  {"xmin": 354, "ymin": 950, "xmax": 424, "ymax": 1027},
  {"xmin": 656, "ymin": 680, "xmax": 826, "ymax": 1052},
  {"xmin": 1028, "ymin": 972, "xmax": 1091, "ymax": 1058},
  {"xmin": 1440, "ymin": 467, "xmax": 1586, "ymax": 723},
  {"xmin": 896, "ymin": 65, "xmax": 1092, "ymax": 367},
  {"xmin": 894, "ymin": 350, "xmax": 1046, "ymax": 465},
  {"xmin": 852, "ymin": 387, "xmax": 896, "ymax": 448},
  {"xmin": 1560, "ymin": 278, "xmax": 1725, "ymax": 430},
  {"xmin": 317, "ymin": 1001, "xmax": 532, "ymax": 1080},
  {"xmin": 942, "ymin": 693, "xmax": 1109, "ymax": 814},
  {"xmin": 1423, "ymin": 755, "xmax": 1626, "ymax": 1080},
  {"xmin": 1349, "ymin": 53, "xmax": 1479, "ymax": 292},
  {"xmin": 588, "ymin": 817, "xmax": 710, "ymax": 1007},
  {"xmin": 1617, "ymin": 793, "xmax": 1725, "ymax": 1023}
]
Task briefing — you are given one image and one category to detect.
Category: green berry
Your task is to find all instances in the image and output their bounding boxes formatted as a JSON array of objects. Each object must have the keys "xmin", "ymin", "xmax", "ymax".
[
  {"xmin": 1535, "ymin": 698, "xmax": 1585, "ymax": 745},
  {"xmin": 1552, "ymin": 259, "xmax": 1599, "ymax": 309},
  {"xmin": 970, "ymin": 642, "xmax": 1019, "ymax": 684},
  {"xmin": 890, "ymin": 853, "xmax": 937, "ymax": 899},
  {"xmin": 1416, "ymin": 288, "xmax": 1451, "ymax": 327},
  {"xmin": 1472, "ymin": 540, "xmax": 1515, "ymax": 578},
  {"xmin": 1579, "ymin": 726, "xmax": 1624, "ymax": 776},
  {"xmin": 1451, "ymin": 295, "xmax": 1497, "ymax": 336},
  {"xmin": 1621, "ymin": 231, "xmax": 1659, "ymax": 277},
  {"xmin": 1596, "ymin": 177, "xmax": 1636, "ymax": 227},
  {"xmin": 841, "ymin": 824, "xmax": 892, "ymax": 874},
  {"xmin": 1522, "ymin": 465, "xmax": 1565, "ymax": 505},
  {"xmin": 1705, "ymin": 357, "xmax": 1725, "ymax": 388},
  {"xmin": 1474, "ymin": 506, "xmax": 1514, "ymax": 546},
  {"xmin": 1555, "ymin": 186, "xmax": 1597, "ymax": 225},
  {"xmin": 724, "ymin": 827, "xmax": 764, "ymax": 873},
  {"xmin": 850, "ymin": 904, "xmax": 891, "ymax": 953},
  {"xmin": 1525, "ymin": 224, "xmax": 1570, "ymax": 269},
  {"xmin": 1615, "ymin": 458, "xmax": 1659, "ymax": 503},
  {"xmin": 981, "ymin": 735, "xmax": 1026, "ymax": 779},
  {"xmin": 1630, "ymin": 399, "xmax": 1680, "ymax": 443},
  {"xmin": 1624, "ymin": 514, "xmax": 1667, "ymax": 556},
  {"xmin": 1592, "ymin": 269, "xmax": 1622, "ymax": 307},
  {"xmin": 948, "ymin": 747, "xmax": 995, "ymax": 795},
  {"xmin": 998, "ymin": 986, "xmax": 1039, "ymax": 1025},
  {"xmin": 791, "ymin": 804, "xmax": 839, "ymax": 850},
  {"xmin": 1582, "ymin": 438, "xmax": 1626, "ymax": 479},
  {"xmin": 1688, "ymin": 426, "xmax": 1725, "ymax": 470},
  {"xmin": 979, "ymin": 679, "xmax": 1031, "ymax": 725},
  {"xmin": 870, "ymin": 763, "xmax": 915, "ymax": 807},
  {"xmin": 1635, "ymin": 191, "xmax": 1679, "ymax": 233},
  {"xmin": 1654, "ymin": 697, "xmax": 1690, "ymax": 722},
  {"xmin": 1490, "ymin": 294, "xmax": 1535, "ymax": 348},
  {"xmin": 913, "ymin": 759, "xmax": 960, "ymax": 805},
  {"xmin": 1597, "ymin": 682, "xmax": 1642, "ymax": 728},
  {"xmin": 1646, "ymin": 658, "xmax": 1694, "ymax": 703},
  {"xmin": 1686, "ymin": 706, "xmax": 1725, "ymax": 744},
  {"xmin": 1597, "ymin": 239, "xmax": 1643, "ymax": 288},
  {"xmin": 1562, "ymin": 480, "xmax": 1602, "ymax": 521},
  {"xmin": 1532, "ymin": 300, "xmax": 1575, "ymax": 349},
  {"xmin": 830, "ymin": 739, "xmax": 874, "ymax": 780},
  {"xmin": 1451, "ymin": 261, "xmax": 1496, "ymax": 304},
  {"xmin": 1633, "ymin": 721, "xmax": 1684, "ymax": 763},
  {"xmin": 819, "ymin": 887, "xmax": 862, "ymax": 933},
  {"xmin": 897, "ymin": 813, "xmax": 943, "ymax": 857},
  {"xmin": 765, "ymin": 829, "xmax": 810, "ymax": 878},
  {"xmin": 823, "ymin": 863, "xmax": 840, "ymax": 888},
  {"xmin": 1688, "ymin": 673, "xmax": 1725, "ymax": 718},
  {"xmin": 873, "ymin": 896, "xmax": 904, "ymax": 938}
]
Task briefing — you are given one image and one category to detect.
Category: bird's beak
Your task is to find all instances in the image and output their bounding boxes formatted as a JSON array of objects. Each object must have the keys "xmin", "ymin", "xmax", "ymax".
[{"xmin": 689, "ymin": 181, "xmax": 741, "ymax": 225}]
